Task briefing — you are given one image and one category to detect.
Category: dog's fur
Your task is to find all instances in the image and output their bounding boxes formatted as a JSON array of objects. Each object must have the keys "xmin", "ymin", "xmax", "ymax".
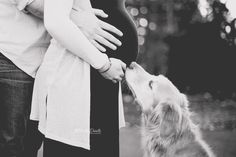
[{"xmin": 125, "ymin": 62, "xmax": 215, "ymax": 157}]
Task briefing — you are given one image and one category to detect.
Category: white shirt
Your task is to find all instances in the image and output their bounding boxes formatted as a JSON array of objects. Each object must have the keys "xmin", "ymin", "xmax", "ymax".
[
  {"xmin": 30, "ymin": 0, "xmax": 126, "ymax": 150},
  {"xmin": 0, "ymin": 0, "xmax": 51, "ymax": 77},
  {"xmin": 30, "ymin": 39, "xmax": 126, "ymax": 150}
]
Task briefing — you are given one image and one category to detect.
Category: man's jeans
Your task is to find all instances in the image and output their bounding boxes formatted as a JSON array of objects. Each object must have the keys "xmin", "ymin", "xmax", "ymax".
[{"xmin": 0, "ymin": 53, "xmax": 43, "ymax": 157}]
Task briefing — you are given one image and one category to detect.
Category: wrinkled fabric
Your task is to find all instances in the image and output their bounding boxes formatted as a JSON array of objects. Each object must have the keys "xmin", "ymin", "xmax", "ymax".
[{"xmin": 0, "ymin": 53, "xmax": 43, "ymax": 157}]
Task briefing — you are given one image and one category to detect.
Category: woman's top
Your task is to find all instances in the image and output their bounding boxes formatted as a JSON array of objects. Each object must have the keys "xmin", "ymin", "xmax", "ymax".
[
  {"xmin": 30, "ymin": 0, "xmax": 138, "ymax": 150},
  {"xmin": 30, "ymin": 39, "xmax": 126, "ymax": 150}
]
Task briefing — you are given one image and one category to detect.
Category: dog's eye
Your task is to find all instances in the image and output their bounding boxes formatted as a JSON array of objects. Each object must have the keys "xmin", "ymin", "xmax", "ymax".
[{"xmin": 149, "ymin": 80, "xmax": 154, "ymax": 89}]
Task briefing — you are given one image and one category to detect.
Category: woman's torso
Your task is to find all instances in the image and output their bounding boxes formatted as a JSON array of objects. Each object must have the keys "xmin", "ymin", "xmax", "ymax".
[
  {"xmin": 41, "ymin": 0, "xmax": 138, "ymax": 67},
  {"xmin": 91, "ymin": 0, "xmax": 138, "ymax": 65},
  {"xmin": 30, "ymin": 0, "xmax": 137, "ymax": 149}
]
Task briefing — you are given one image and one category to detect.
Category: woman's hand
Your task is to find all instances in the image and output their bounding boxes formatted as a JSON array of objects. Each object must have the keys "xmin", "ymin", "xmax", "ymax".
[
  {"xmin": 70, "ymin": 8, "xmax": 123, "ymax": 52},
  {"xmin": 99, "ymin": 58, "xmax": 126, "ymax": 83}
]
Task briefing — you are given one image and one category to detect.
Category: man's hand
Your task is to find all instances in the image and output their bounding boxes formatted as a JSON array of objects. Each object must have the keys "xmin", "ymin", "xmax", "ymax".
[
  {"xmin": 99, "ymin": 58, "xmax": 126, "ymax": 83},
  {"xmin": 71, "ymin": 8, "xmax": 123, "ymax": 52}
]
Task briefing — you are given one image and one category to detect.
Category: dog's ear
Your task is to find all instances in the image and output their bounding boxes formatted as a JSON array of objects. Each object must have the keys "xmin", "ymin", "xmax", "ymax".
[{"xmin": 159, "ymin": 101, "xmax": 181, "ymax": 138}]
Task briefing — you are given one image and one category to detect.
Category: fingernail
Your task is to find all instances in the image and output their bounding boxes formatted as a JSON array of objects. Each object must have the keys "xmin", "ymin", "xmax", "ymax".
[{"xmin": 103, "ymin": 12, "xmax": 108, "ymax": 17}]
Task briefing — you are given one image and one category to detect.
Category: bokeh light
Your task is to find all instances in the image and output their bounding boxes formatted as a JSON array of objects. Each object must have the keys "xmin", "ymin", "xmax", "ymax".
[
  {"xmin": 225, "ymin": 0, "xmax": 236, "ymax": 19},
  {"xmin": 140, "ymin": 6, "xmax": 148, "ymax": 15},
  {"xmin": 149, "ymin": 22, "xmax": 157, "ymax": 31},
  {"xmin": 130, "ymin": 8, "xmax": 139, "ymax": 16},
  {"xmin": 137, "ymin": 27, "xmax": 146, "ymax": 36},
  {"xmin": 138, "ymin": 36, "xmax": 145, "ymax": 45},
  {"xmin": 198, "ymin": 0, "xmax": 211, "ymax": 18},
  {"xmin": 225, "ymin": 25, "xmax": 231, "ymax": 34},
  {"xmin": 139, "ymin": 18, "xmax": 148, "ymax": 27}
]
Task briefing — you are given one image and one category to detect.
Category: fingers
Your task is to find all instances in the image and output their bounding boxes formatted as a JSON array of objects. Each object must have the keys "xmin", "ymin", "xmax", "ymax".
[
  {"xmin": 90, "ymin": 40, "xmax": 106, "ymax": 52},
  {"xmin": 92, "ymin": 8, "xmax": 108, "ymax": 18},
  {"xmin": 120, "ymin": 61, "xmax": 127, "ymax": 72},
  {"xmin": 93, "ymin": 10, "xmax": 123, "ymax": 37},
  {"xmin": 112, "ymin": 77, "xmax": 122, "ymax": 83},
  {"xmin": 120, "ymin": 73, "xmax": 125, "ymax": 79},
  {"xmin": 99, "ymin": 20, "xmax": 123, "ymax": 37},
  {"xmin": 100, "ymin": 58, "xmax": 126, "ymax": 83},
  {"xmin": 115, "ymin": 67, "xmax": 125, "ymax": 83},
  {"xmin": 110, "ymin": 69, "xmax": 124, "ymax": 83},
  {"xmin": 98, "ymin": 29, "xmax": 122, "ymax": 47},
  {"xmin": 94, "ymin": 34, "xmax": 117, "ymax": 50},
  {"xmin": 112, "ymin": 79, "xmax": 118, "ymax": 83}
]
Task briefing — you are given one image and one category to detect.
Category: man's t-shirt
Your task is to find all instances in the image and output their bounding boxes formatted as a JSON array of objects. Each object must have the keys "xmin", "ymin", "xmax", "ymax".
[{"xmin": 0, "ymin": 0, "xmax": 51, "ymax": 77}]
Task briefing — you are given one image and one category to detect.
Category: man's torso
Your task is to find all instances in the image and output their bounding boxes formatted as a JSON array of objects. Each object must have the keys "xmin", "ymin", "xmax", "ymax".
[{"xmin": 0, "ymin": 0, "xmax": 51, "ymax": 77}]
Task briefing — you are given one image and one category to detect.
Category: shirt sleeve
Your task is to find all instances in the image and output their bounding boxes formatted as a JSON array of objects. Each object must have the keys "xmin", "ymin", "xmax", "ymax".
[{"xmin": 13, "ymin": 0, "xmax": 35, "ymax": 11}]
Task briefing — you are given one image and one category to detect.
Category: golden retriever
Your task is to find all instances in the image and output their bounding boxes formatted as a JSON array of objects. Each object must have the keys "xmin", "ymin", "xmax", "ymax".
[{"xmin": 125, "ymin": 62, "xmax": 215, "ymax": 157}]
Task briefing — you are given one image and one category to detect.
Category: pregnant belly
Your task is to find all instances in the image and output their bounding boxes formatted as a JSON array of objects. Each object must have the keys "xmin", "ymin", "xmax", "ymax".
[{"xmin": 95, "ymin": 7, "xmax": 139, "ymax": 65}]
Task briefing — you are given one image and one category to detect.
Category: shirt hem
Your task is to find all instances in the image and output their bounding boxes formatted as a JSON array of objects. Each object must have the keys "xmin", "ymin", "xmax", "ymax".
[
  {"xmin": 38, "ymin": 126, "xmax": 90, "ymax": 150},
  {"xmin": 0, "ymin": 48, "xmax": 35, "ymax": 78},
  {"xmin": 30, "ymin": 115, "xmax": 39, "ymax": 121}
]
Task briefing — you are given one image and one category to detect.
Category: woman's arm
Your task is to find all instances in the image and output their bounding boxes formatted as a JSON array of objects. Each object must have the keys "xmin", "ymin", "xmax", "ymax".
[
  {"xmin": 72, "ymin": 0, "xmax": 92, "ymax": 11},
  {"xmin": 25, "ymin": 0, "xmax": 123, "ymax": 52},
  {"xmin": 44, "ymin": 0, "xmax": 108, "ymax": 69}
]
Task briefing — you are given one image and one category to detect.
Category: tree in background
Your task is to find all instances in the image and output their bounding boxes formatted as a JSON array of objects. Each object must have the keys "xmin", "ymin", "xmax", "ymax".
[{"xmin": 125, "ymin": 0, "xmax": 236, "ymax": 97}]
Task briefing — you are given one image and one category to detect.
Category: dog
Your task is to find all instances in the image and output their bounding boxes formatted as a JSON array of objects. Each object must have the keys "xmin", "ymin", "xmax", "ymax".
[{"xmin": 125, "ymin": 62, "xmax": 215, "ymax": 157}]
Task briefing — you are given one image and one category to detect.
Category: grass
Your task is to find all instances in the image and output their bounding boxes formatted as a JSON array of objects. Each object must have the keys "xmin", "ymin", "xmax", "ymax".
[
  {"xmin": 120, "ymin": 127, "xmax": 236, "ymax": 157},
  {"xmin": 38, "ymin": 127, "xmax": 236, "ymax": 157},
  {"xmin": 37, "ymin": 94, "xmax": 236, "ymax": 157}
]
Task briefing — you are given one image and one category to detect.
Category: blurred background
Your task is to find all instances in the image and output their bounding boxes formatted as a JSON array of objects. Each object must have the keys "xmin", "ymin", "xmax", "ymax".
[
  {"xmin": 121, "ymin": 0, "xmax": 236, "ymax": 157},
  {"xmin": 38, "ymin": 0, "xmax": 236, "ymax": 156}
]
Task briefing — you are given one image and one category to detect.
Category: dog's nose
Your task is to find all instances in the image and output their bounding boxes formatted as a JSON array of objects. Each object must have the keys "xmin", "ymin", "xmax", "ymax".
[{"xmin": 129, "ymin": 62, "xmax": 136, "ymax": 69}]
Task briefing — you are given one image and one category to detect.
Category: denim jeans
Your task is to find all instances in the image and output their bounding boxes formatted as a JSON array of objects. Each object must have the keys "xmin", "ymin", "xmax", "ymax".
[{"xmin": 0, "ymin": 53, "xmax": 43, "ymax": 157}]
